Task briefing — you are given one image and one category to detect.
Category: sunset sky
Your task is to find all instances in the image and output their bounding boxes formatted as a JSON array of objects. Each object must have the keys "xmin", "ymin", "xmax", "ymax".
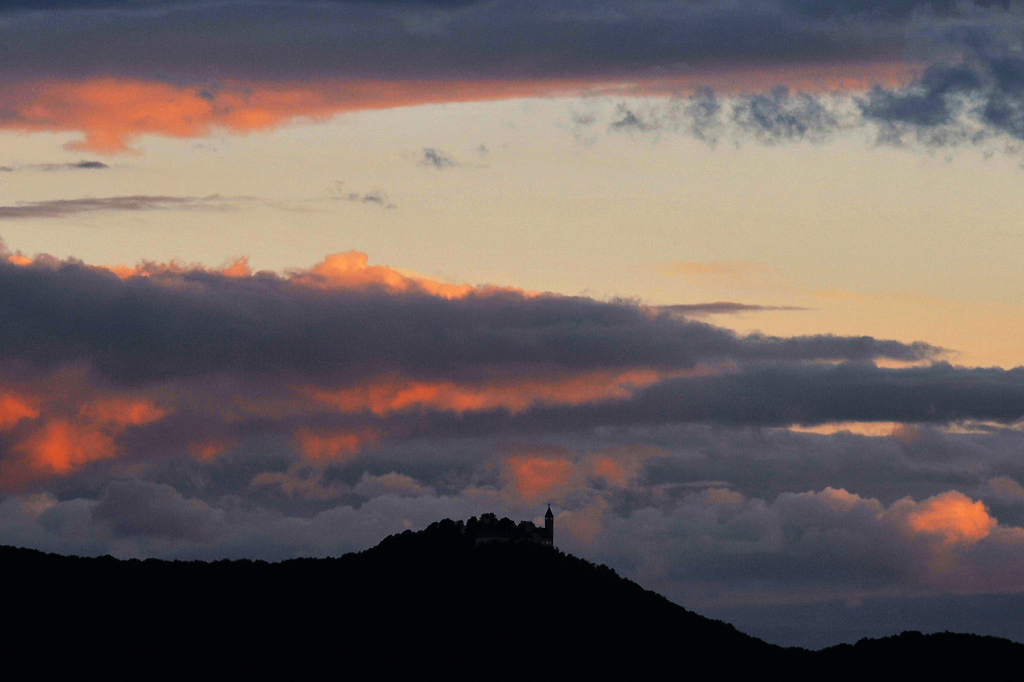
[{"xmin": 5, "ymin": 0, "xmax": 1024, "ymax": 647}]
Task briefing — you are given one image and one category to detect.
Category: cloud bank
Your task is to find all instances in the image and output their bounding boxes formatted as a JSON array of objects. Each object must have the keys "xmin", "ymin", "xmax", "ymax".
[
  {"xmin": 0, "ymin": 247, "xmax": 1022, "ymax": 642},
  {"xmin": 0, "ymin": 195, "xmax": 234, "ymax": 220},
  {"xmin": 5, "ymin": 0, "xmax": 1023, "ymax": 150}
]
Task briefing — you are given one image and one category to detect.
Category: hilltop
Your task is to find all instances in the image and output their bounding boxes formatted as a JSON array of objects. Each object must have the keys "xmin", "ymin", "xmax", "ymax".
[{"xmin": 2, "ymin": 516, "xmax": 1021, "ymax": 680}]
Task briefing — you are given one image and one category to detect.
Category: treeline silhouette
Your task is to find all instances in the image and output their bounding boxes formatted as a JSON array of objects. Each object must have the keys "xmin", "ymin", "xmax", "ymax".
[{"xmin": 3, "ymin": 516, "xmax": 1021, "ymax": 680}]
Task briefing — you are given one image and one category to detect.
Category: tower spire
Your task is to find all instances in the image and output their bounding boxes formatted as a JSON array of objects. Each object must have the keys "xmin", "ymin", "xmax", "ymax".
[{"xmin": 544, "ymin": 504, "xmax": 554, "ymax": 547}]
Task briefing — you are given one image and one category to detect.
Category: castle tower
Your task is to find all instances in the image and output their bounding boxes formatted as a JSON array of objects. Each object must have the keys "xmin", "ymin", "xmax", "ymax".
[{"xmin": 544, "ymin": 504, "xmax": 554, "ymax": 546}]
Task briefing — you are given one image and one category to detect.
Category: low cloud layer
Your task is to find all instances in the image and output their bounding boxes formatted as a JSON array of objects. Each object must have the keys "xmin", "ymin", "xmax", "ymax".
[
  {"xmin": 5, "ymin": 418, "xmax": 1024, "ymax": 638},
  {"xmin": 0, "ymin": 250, "xmax": 1022, "ymax": 640}
]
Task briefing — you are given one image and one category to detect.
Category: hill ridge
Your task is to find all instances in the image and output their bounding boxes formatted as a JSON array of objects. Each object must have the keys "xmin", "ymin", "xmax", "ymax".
[{"xmin": 2, "ymin": 516, "xmax": 1022, "ymax": 680}]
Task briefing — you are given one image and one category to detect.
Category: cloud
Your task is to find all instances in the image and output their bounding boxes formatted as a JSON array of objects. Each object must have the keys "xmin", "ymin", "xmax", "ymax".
[
  {"xmin": 0, "ymin": 195, "xmax": 235, "ymax": 220},
  {"xmin": 0, "ymin": 247, "xmax": 955, "ymax": 491},
  {"xmin": 293, "ymin": 427, "xmax": 378, "ymax": 463},
  {"xmin": 7, "ymin": 2, "xmax": 1024, "ymax": 153},
  {"xmin": 353, "ymin": 472, "xmax": 433, "ymax": 499},
  {"xmin": 344, "ymin": 190, "xmax": 395, "ymax": 209},
  {"xmin": 0, "ymin": 160, "xmax": 108, "ymax": 172},
  {"xmin": 603, "ymin": 26, "xmax": 1024, "ymax": 151},
  {"xmin": 907, "ymin": 490, "xmax": 997, "ymax": 544},
  {"xmin": 0, "ymin": 393, "xmax": 38, "ymax": 431},
  {"xmin": 731, "ymin": 86, "xmax": 845, "ymax": 143},
  {"xmin": 0, "ymin": 250, "xmax": 938, "ymax": 388},
  {"xmin": 1, "ymin": 247, "xmax": 1024, "ymax": 635},
  {"xmin": 0, "ymin": 0, "xmax": 921, "ymax": 151},
  {"xmin": 0, "ymin": 78, "xmax": 571, "ymax": 152},
  {"xmin": 0, "ymin": 1, "xmax": 904, "ymax": 83},
  {"xmin": 502, "ymin": 447, "xmax": 574, "ymax": 504},
  {"xmin": 0, "ymin": 380, "xmax": 168, "ymax": 485},
  {"xmin": 0, "ymin": 247, "xmax": 953, "ymax": 482},
  {"xmin": 659, "ymin": 303, "xmax": 808, "ymax": 317},
  {"xmin": 6, "ymin": 453, "xmax": 1024, "ymax": 606},
  {"xmin": 609, "ymin": 107, "xmax": 655, "ymax": 133},
  {"xmin": 419, "ymin": 148, "xmax": 458, "ymax": 169},
  {"xmin": 3, "ymin": 399, "xmax": 1024, "ymax": 638},
  {"xmin": 511, "ymin": 362, "xmax": 1024, "ymax": 433},
  {"xmin": 856, "ymin": 37, "xmax": 1024, "ymax": 147},
  {"xmin": 92, "ymin": 479, "xmax": 225, "ymax": 542}
]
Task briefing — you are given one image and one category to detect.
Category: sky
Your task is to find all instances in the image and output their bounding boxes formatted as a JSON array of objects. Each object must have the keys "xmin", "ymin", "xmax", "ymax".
[{"xmin": 4, "ymin": 0, "xmax": 1024, "ymax": 648}]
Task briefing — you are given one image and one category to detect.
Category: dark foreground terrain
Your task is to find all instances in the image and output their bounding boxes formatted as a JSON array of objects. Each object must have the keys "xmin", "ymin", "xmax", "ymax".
[{"xmin": 3, "ymin": 518, "xmax": 1021, "ymax": 680}]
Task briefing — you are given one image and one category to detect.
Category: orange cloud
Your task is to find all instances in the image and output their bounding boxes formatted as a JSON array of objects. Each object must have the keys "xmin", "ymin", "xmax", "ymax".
[
  {"xmin": 787, "ymin": 421, "xmax": 907, "ymax": 438},
  {"xmin": 0, "ymin": 62, "xmax": 917, "ymax": 153},
  {"xmin": 583, "ymin": 444, "xmax": 664, "ymax": 488},
  {"xmin": 79, "ymin": 397, "xmax": 167, "ymax": 428},
  {"xmin": 704, "ymin": 487, "xmax": 744, "ymax": 505},
  {"xmin": 592, "ymin": 457, "xmax": 626, "ymax": 486},
  {"xmin": 220, "ymin": 257, "xmax": 253, "ymax": 279},
  {"xmin": 293, "ymin": 427, "xmax": 379, "ymax": 463},
  {"xmin": 907, "ymin": 491, "xmax": 997, "ymax": 545},
  {"xmin": 188, "ymin": 438, "xmax": 239, "ymax": 462},
  {"xmin": 11, "ymin": 248, "xmax": 532, "ymax": 301},
  {"xmin": 13, "ymin": 420, "xmax": 116, "ymax": 476},
  {"xmin": 89, "ymin": 257, "xmax": 254, "ymax": 281},
  {"xmin": 297, "ymin": 251, "xmax": 482, "ymax": 299},
  {"xmin": 0, "ymin": 393, "xmax": 39, "ymax": 431},
  {"xmin": 0, "ymin": 77, "xmax": 590, "ymax": 153},
  {"xmin": 0, "ymin": 374, "xmax": 172, "ymax": 486},
  {"xmin": 811, "ymin": 486, "xmax": 877, "ymax": 513},
  {"xmin": 503, "ymin": 454, "xmax": 574, "ymax": 504},
  {"xmin": 683, "ymin": 59, "xmax": 917, "ymax": 94},
  {"xmin": 251, "ymin": 463, "xmax": 344, "ymax": 500},
  {"xmin": 305, "ymin": 368, "xmax": 667, "ymax": 416}
]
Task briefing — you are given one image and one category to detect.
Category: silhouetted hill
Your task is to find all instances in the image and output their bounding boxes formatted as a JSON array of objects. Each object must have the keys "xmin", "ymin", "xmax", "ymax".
[{"xmin": 2, "ymin": 518, "xmax": 1021, "ymax": 680}]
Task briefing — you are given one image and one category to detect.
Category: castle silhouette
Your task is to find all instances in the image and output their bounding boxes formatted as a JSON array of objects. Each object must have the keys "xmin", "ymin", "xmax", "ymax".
[{"xmin": 470, "ymin": 505, "xmax": 554, "ymax": 547}]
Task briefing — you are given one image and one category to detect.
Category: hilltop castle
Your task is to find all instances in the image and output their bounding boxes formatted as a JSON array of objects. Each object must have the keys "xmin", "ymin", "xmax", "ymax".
[{"xmin": 470, "ymin": 505, "xmax": 554, "ymax": 547}]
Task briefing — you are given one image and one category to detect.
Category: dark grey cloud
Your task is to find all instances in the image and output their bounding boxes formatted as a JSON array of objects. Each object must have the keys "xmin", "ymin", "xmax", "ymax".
[
  {"xmin": 419, "ymin": 148, "xmax": 457, "ymax": 169},
  {"xmin": 0, "ymin": 0, "xmax": 999, "ymax": 12},
  {"xmin": 610, "ymin": 108, "xmax": 655, "ymax": 133},
  {"xmin": 512, "ymin": 362, "xmax": 1024, "ymax": 431},
  {"xmin": 0, "ymin": 195, "xmax": 233, "ymax": 220},
  {"xmin": 92, "ymin": 479, "xmax": 225, "ymax": 541},
  {"xmin": 5, "ymin": 405, "xmax": 1024, "ymax": 645},
  {"xmin": 659, "ymin": 302, "xmax": 808, "ymax": 316},
  {"xmin": 0, "ymin": 0, "xmax": 485, "ymax": 9},
  {"xmin": 858, "ymin": 39, "xmax": 1024, "ymax": 146},
  {"xmin": 0, "ymin": 257, "xmax": 938, "ymax": 384},
  {"xmin": 599, "ymin": 27, "xmax": 1024, "ymax": 150},
  {"xmin": 783, "ymin": 0, "xmax": 1011, "ymax": 19},
  {"xmin": 0, "ymin": 0, "xmax": 905, "ymax": 82},
  {"xmin": 593, "ymin": 87, "xmax": 854, "ymax": 147},
  {"xmin": 629, "ymin": 423, "xmax": 1024, "ymax": 508},
  {"xmin": 5, "ymin": 0, "xmax": 1024, "ymax": 156},
  {"xmin": 345, "ymin": 189, "xmax": 395, "ymax": 209},
  {"xmin": 6, "ymin": 419, "xmax": 1024, "ymax": 623},
  {"xmin": 0, "ymin": 161, "xmax": 108, "ymax": 172},
  {"xmin": 732, "ymin": 86, "xmax": 843, "ymax": 143}
]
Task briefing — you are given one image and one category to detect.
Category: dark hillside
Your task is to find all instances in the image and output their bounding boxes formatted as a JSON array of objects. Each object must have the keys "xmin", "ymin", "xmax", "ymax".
[{"xmin": 2, "ymin": 518, "xmax": 1021, "ymax": 680}]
